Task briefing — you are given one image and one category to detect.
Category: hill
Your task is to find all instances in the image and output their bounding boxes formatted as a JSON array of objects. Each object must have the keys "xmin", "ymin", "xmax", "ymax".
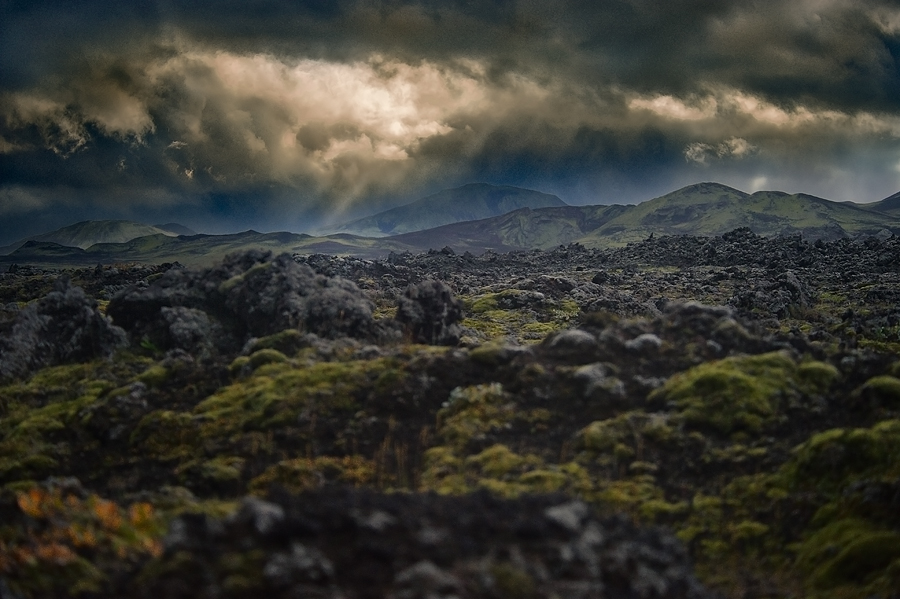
[
  {"xmin": 390, "ymin": 204, "xmax": 630, "ymax": 252},
  {"xmin": 4, "ymin": 182, "xmax": 899, "ymax": 267},
  {"xmin": 331, "ymin": 183, "xmax": 567, "ymax": 237},
  {"xmin": 391, "ymin": 182, "xmax": 900, "ymax": 253},
  {"xmin": 0, "ymin": 230, "xmax": 416, "ymax": 268},
  {"xmin": 0, "ymin": 220, "xmax": 191, "ymax": 255},
  {"xmin": 153, "ymin": 222, "xmax": 198, "ymax": 236},
  {"xmin": 574, "ymin": 182, "xmax": 899, "ymax": 247},
  {"xmin": 861, "ymin": 190, "xmax": 900, "ymax": 217}
]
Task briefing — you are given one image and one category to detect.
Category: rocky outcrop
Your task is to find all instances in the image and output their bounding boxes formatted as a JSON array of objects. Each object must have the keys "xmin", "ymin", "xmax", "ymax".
[
  {"xmin": 107, "ymin": 251, "xmax": 397, "ymax": 355},
  {"xmin": 0, "ymin": 278, "xmax": 126, "ymax": 380},
  {"xmin": 150, "ymin": 489, "xmax": 713, "ymax": 599},
  {"xmin": 395, "ymin": 280, "xmax": 463, "ymax": 345}
]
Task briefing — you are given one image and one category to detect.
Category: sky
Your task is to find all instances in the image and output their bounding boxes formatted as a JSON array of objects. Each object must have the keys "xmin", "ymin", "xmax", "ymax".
[{"xmin": 2, "ymin": 0, "xmax": 900, "ymax": 244}]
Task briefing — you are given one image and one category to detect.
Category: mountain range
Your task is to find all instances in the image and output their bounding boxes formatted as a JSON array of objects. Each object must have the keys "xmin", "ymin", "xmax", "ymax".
[
  {"xmin": 2, "ymin": 182, "xmax": 898, "ymax": 267},
  {"xmin": 0, "ymin": 220, "xmax": 195, "ymax": 256},
  {"xmin": 327, "ymin": 182, "xmax": 567, "ymax": 237}
]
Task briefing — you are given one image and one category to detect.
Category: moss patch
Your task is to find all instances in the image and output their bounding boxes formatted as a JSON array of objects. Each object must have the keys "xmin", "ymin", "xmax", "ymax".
[{"xmin": 649, "ymin": 351, "xmax": 824, "ymax": 435}]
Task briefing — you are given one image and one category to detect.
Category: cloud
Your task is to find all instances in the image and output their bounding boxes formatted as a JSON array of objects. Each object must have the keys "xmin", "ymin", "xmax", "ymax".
[
  {"xmin": 684, "ymin": 137, "xmax": 758, "ymax": 165},
  {"xmin": 0, "ymin": 186, "xmax": 52, "ymax": 215},
  {"xmin": 1, "ymin": 0, "xmax": 900, "ymax": 241}
]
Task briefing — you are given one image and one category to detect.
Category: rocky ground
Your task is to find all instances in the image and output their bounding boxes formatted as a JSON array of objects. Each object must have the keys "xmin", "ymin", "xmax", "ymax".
[{"xmin": 0, "ymin": 228, "xmax": 898, "ymax": 598}]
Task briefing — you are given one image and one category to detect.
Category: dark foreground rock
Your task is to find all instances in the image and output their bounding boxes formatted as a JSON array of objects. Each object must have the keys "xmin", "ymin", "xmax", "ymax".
[
  {"xmin": 106, "ymin": 250, "xmax": 400, "ymax": 355},
  {"xmin": 0, "ymin": 278, "xmax": 126, "ymax": 380},
  {"xmin": 149, "ymin": 489, "xmax": 712, "ymax": 599},
  {"xmin": 395, "ymin": 280, "xmax": 464, "ymax": 345}
]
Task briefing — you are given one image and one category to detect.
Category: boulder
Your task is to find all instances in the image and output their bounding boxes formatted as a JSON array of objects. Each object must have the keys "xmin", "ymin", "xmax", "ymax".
[
  {"xmin": 395, "ymin": 280, "xmax": 463, "ymax": 345},
  {"xmin": 0, "ymin": 278, "xmax": 127, "ymax": 380}
]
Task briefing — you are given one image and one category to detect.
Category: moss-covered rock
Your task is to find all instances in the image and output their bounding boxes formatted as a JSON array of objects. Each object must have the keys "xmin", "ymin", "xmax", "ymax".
[
  {"xmin": 437, "ymin": 383, "xmax": 516, "ymax": 450},
  {"xmin": 649, "ymin": 351, "xmax": 826, "ymax": 435},
  {"xmin": 796, "ymin": 518, "xmax": 900, "ymax": 591},
  {"xmin": 780, "ymin": 420, "xmax": 900, "ymax": 492},
  {"xmin": 855, "ymin": 375, "xmax": 900, "ymax": 409},
  {"xmin": 248, "ymin": 456, "xmax": 376, "ymax": 494}
]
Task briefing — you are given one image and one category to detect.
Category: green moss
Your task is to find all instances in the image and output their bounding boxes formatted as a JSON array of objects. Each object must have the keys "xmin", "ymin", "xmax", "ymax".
[
  {"xmin": 460, "ymin": 292, "xmax": 580, "ymax": 343},
  {"xmin": 200, "ymin": 456, "xmax": 245, "ymax": 482},
  {"xmin": 195, "ymin": 358, "xmax": 398, "ymax": 438},
  {"xmin": 728, "ymin": 520, "xmax": 769, "ymax": 541},
  {"xmin": 639, "ymin": 499, "xmax": 689, "ymax": 521},
  {"xmin": 248, "ymin": 456, "xmax": 375, "ymax": 494},
  {"xmin": 245, "ymin": 329, "xmax": 305, "ymax": 356},
  {"xmin": 218, "ymin": 261, "xmax": 271, "ymax": 293},
  {"xmin": 130, "ymin": 410, "xmax": 197, "ymax": 461},
  {"xmin": 598, "ymin": 478, "xmax": 664, "ymax": 513},
  {"xmin": 20, "ymin": 363, "xmax": 98, "ymax": 389},
  {"xmin": 781, "ymin": 420, "xmax": 900, "ymax": 491},
  {"xmin": 576, "ymin": 411, "xmax": 674, "ymax": 456},
  {"xmin": 490, "ymin": 562, "xmax": 535, "ymax": 598},
  {"xmin": 797, "ymin": 360, "xmax": 840, "ymax": 393},
  {"xmin": 797, "ymin": 519, "xmax": 900, "ymax": 589},
  {"xmin": 248, "ymin": 348, "xmax": 289, "ymax": 370},
  {"xmin": 578, "ymin": 420, "xmax": 625, "ymax": 452},
  {"xmin": 465, "ymin": 444, "xmax": 535, "ymax": 477},
  {"xmin": 0, "ymin": 377, "xmax": 113, "ymax": 480},
  {"xmin": 469, "ymin": 343, "xmax": 510, "ymax": 366},
  {"xmin": 437, "ymin": 383, "xmax": 515, "ymax": 449},
  {"xmin": 556, "ymin": 299, "xmax": 580, "ymax": 316},
  {"xmin": 175, "ymin": 456, "xmax": 246, "ymax": 487},
  {"xmin": 137, "ymin": 365, "xmax": 169, "ymax": 387},
  {"xmin": 461, "ymin": 316, "xmax": 506, "ymax": 340},
  {"xmin": 373, "ymin": 367, "xmax": 406, "ymax": 393},
  {"xmin": 857, "ymin": 375, "xmax": 900, "ymax": 407},
  {"xmin": 520, "ymin": 321, "xmax": 557, "ymax": 337},
  {"xmin": 518, "ymin": 469, "xmax": 568, "ymax": 493},
  {"xmin": 650, "ymin": 351, "xmax": 802, "ymax": 435},
  {"xmin": 469, "ymin": 294, "xmax": 499, "ymax": 313},
  {"xmin": 228, "ymin": 356, "xmax": 251, "ymax": 377},
  {"xmin": 419, "ymin": 446, "xmax": 468, "ymax": 494},
  {"xmin": 628, "ymin": 460, "xmax": 658, "ymax": 474}
]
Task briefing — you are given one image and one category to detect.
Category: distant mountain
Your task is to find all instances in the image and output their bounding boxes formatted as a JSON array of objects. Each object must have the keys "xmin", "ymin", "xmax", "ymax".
[
  {"xmin": 0, "ymin": 230, "xmax": 415, "ymax": 268},
  {"xmin": 861, "ymin": 191, "xmax": 900, "ymax": 217},
  {"xmin": 389, "ymin": 204, "xmax": 631, "ymax": 253},
  {"xmin": 392, "ymin": 182, "xmax": 900, "ymax": 252},
  {"xmin": 4, "ymin": 182, "xmax": 898, "ymax": 267},
  {"xmin": 153, "ymin": 223, "xmax": 198, "ymax": 236},
  {"xmin": 331, "ymin": 183, "xmax": 567, "ymax": 237},
  {"xmin": 0, "ymin": 220, "xmax": 190, "ymax": 255},
  {"xmin": 575, "ymin": 182, "xmax": 899, "ymax": 247}
]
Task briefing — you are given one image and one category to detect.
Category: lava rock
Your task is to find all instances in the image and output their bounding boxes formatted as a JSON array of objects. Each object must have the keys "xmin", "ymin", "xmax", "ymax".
[
  {"xmin": 0, "ymin": 278, "xmax": 127, "ymax": 380},
  {"xmin": 142, "ymin": 489, "xmax": 714, "ymax": 599},
  {"xmin": 107, "ymin": 251, "xmax": 388, "ymax": 355},
  {"xmin": 395, "ymin": 280, "xmax": 464, "ymax": 345}
]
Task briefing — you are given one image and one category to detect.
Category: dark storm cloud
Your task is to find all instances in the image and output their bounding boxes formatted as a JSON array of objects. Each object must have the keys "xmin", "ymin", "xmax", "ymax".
[
  {"xmin": 155, "ymin": 0, "xmax": 900, "ymax": 112},
  {"xmin": 2, "ymin": 0, "xmax": 900, "ymax": 244}
]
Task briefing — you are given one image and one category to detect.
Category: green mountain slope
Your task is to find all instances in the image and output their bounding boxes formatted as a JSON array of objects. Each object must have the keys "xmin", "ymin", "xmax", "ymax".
[
  {"xmin": 153, "ymin": 222, "xmax": 198, "ymax": 236},
  {"xmin": 861, "ymin": 191, "xmax": 900, "ymax": 217},
  {"xmin": 1, "ymin": 230, "xmax": 417, "ymax": 268},
  {"xmin": 390, "ymin": 182, "xmax": 900, "ymax": 252},
  {"xmin": 391, "ymin": 204, "xmax": 630, "ymax": 252},
  {"xmin": 0, "ymin": 220, "xmax": 186, "ymax": 255},
  {"xmin": 575, "ymin": 182, "xmax": 900, "ymax": 247},
  {"xmin": 4, "ymin": 182, "xmax": 898, "ymax": 267},
  {"xmin": 332, "ymin": 183, "xmax": 567, "ymax": 237}
]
